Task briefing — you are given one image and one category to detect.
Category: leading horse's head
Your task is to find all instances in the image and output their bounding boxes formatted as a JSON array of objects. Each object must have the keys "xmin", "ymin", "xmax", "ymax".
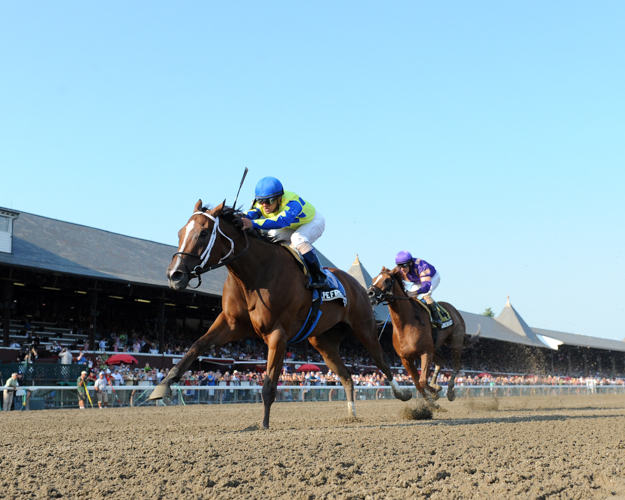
[
  {"xmin": 167, "ymin": 199, "xmax": 240, "ymax": 290},
  {"xmin": 367, "ymin": 267, "xmax": 400, "ymax": 306}
]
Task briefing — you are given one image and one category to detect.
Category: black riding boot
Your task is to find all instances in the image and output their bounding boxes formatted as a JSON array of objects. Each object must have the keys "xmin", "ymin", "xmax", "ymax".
[
  {"xmin": 302, "ymin": 249, "xmax": 329, "ymax": 290},
  {"xmin": 427, "ymin": 302, "xmax": 443, "ymax": 330}
]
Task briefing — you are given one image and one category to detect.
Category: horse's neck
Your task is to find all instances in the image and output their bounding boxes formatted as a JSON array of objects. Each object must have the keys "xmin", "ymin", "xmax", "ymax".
[
  {"xmin": 389, "ymin": 280, "xmax": 419, "ymax": 328},
  {"xmin": 225, "ymin": 230, "xmax": 290, "ymax": 288}
]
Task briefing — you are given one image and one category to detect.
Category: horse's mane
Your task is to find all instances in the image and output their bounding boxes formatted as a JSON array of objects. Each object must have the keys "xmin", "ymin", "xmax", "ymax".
[
  {"xmin": 203, "ymin": 205, "xmax": 278, "ymax": 245},
  {"xmin": 388, "ymin": 267, "xmax": 408, "ymax": 296}
]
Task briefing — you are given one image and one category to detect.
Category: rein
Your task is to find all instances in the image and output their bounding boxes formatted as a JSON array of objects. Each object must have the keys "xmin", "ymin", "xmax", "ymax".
[
  {"xmin": 370, "ymin": 272, "xmax": 424, "ymax": 326},
  {"xmin": 173, "ymin": 211, "xmax": 249, "ymax": 289},
  {"xmin": 370, "ymin": 273, "xmax": 412, "ymax": 305}
]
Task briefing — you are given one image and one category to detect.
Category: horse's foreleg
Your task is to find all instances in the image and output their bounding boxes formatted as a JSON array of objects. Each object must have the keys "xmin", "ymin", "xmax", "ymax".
[
  {"xmin": 149, "ymin": 313, "xmax": 243, "ymax": 401},
  {"xmin": 308, "ymin": 333, "xmax": 356, "ymax": 419},
  {"xmin": 261, "ymin": 330, "xmax": 286, "ymax": 429},
  {"xmin": 402, "ymin": 358, "xmax": 427, "ymax": 401},
  {"xmin": 419, "ymin": 353, "xmax": 439, "ymax": 407}
]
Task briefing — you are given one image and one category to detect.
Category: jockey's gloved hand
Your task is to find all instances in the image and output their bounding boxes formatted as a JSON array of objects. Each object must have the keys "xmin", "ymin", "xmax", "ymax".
[{"xmin": 237, "ymin": 216, "xmax": 253, "ymax": 230}]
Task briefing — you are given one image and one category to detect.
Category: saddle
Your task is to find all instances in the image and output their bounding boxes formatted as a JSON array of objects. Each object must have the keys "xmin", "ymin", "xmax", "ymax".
[
  {"xmin": 282, "ymin": 245, "xmax": 346, "ymax": 306},
  {"xmin": 282, "ymin": 245, "xmax": 347, "ymax": 345},
  {"xmin": 416, "ymin": 299, "xmax": 454, "ymax": 330}
]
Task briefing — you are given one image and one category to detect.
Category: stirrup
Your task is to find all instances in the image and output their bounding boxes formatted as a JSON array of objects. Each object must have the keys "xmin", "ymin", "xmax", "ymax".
[{"xmin": 307, "ymin": 277, "xmax": 329, "ymax": 290}]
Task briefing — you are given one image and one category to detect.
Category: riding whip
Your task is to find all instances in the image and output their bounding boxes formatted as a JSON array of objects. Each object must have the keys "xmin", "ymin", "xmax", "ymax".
[{"xmin": 232, "ymin": 167, "xmax": 249, "ymax": 209}]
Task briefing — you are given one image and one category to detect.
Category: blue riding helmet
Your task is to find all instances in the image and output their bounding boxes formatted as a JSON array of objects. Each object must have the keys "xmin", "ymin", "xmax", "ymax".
[
  {"xmin": 255, "ymin": 176, "xmax": 284, "ymax": 200},
  {"xmin": 395, "ymin": 251, "xmax": 413, "ymax": 265}
]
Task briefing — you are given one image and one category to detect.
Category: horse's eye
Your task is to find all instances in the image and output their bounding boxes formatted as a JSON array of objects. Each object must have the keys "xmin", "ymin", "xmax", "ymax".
[{"xmin": 199, "ymin": 230, "xmax": 208, "ymax": 238}]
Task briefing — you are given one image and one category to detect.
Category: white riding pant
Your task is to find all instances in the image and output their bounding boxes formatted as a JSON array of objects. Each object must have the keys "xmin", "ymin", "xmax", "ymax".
[
  {"xmin": 266, "ymin": 211, "xmax": 325, "ymax": 252},
  {"xmin": 403, "ymin": 272, "xmax": 440, "ymax": 304}
]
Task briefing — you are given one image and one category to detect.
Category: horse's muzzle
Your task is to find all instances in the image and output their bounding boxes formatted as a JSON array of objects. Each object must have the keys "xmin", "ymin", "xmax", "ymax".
[
  {"xmin": 167, "ymin": 269, "xmax": 189, "ymax": 290},
  {"xmin": 367, "ymin": 289, "xmax": 379, "ymax": 306}
]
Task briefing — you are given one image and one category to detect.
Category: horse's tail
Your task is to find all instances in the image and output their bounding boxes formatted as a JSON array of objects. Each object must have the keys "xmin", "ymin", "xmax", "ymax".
[{"xmin": 463, "ymin": 324, "xmax": 481, "ymax": 350}]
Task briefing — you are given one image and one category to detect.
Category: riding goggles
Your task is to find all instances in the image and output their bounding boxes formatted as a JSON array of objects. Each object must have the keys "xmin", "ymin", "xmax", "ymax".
[
  {"xmin": 398, "ymin": 262, "xmax": 412, "ymax": 268},
  {"xmin": 258, "ymin": 196, "xmax": 279, "ymax": 206}
]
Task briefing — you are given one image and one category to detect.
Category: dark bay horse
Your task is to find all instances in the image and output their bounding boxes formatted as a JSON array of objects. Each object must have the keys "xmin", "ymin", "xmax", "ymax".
[
  {"xmin": 368, "ymin": 267, "xmax": 480, "ymax": 405},
  {"xmin": 149, "ymin": 201, "xmax": 411, "ymax": 428}
]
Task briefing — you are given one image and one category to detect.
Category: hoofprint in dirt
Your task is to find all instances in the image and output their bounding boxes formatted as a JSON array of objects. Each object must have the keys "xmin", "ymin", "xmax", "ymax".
[{"xmin": 1, "ymin": 394, "xmax": 624, "ymax": 500}]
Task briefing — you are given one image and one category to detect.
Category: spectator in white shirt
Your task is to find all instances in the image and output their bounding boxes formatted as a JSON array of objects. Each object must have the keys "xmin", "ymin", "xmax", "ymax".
[{"xmin": 94, "ymin": 372, "xmax": 109, "ymax": 409}]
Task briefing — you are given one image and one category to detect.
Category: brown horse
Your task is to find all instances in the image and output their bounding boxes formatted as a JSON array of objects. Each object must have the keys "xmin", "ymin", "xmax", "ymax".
[
  {"xmin": 149, "ymin": 201, "xmax": 412, "ymax": 428},
  {"xmin": 368, "ymin": 267, "xmax": 479, "ymax": 404}
]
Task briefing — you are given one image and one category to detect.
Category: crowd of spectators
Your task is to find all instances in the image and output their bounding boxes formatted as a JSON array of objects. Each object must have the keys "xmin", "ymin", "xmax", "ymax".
[
  {"xmin": 7, "ymin": 319, "xmax": 625, "ymax": 389},
  {"xmin": 76, "ymin": 362, "xmax": 625, "ymax": 390}
]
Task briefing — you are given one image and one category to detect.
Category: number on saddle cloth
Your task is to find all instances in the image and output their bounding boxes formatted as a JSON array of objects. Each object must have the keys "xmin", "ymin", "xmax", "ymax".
[{"xmin": 419, "ymin": 299, "xmax": 454, "ymax": 329}]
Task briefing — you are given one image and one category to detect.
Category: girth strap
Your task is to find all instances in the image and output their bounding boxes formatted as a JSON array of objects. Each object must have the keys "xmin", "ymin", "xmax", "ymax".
[{"xmin": 288, "ymin": 289, "xmax": 323, "ymax": 344}]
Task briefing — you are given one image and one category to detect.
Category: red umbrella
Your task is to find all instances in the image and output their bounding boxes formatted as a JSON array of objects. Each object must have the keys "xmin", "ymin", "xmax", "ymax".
[
  {"xmin": 296, "ymin": 363, "xmax": 321, "ymax": 372},
  {"xmin": 478, "ymin": 373, "xmax": 490, "ymax": 378},
  {"xmin": 106, "ymin": 354, "xmax": 139, "ymax": 365}
]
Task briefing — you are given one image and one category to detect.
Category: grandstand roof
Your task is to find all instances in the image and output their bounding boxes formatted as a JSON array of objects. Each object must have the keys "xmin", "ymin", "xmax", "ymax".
[
  {"xmin": 0, "ymin": 209, "xmax": 225, "ymax": 294},
  {"xmin": 3, "ymin": 208, "xmax": 621, "ymax": 354},
  {"xmin": 493, "ymin": 297, "xmax": 556, "ymax": 349},
  {"xmin": 458, "ymin": 309, "xmax": 545, "ymax": 347},
  {"xmin": 346, "ymin": 255, "xmax": 389, "ymax": 321},
  {"xmin": 0, "ymin": 208, "xmax": 337, "ymax": 297},
  {"xmin": 532, "ymin": 327, "xmax": 625, "ymax": 353}
]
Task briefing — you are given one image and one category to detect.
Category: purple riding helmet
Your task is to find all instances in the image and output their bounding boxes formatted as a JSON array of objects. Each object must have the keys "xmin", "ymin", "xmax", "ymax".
[{"xmin": 395, "ymin": 251, "xmax": 413, "ymax": 266}]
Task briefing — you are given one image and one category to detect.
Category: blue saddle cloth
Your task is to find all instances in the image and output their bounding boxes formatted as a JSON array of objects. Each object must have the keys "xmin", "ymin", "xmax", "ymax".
[
  {"xmin": 320, "ymin": 269, "xmax": 347, "ymax": 306},
  {"xmin": 289, "ymin": 270, "xmax": 346, "ymax": 345}
]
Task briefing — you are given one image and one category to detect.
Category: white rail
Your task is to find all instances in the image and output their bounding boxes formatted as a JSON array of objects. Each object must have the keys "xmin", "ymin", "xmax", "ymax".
[{"xmin": 3, "ymin": 384, "xmax": 624, "ymax": 411}]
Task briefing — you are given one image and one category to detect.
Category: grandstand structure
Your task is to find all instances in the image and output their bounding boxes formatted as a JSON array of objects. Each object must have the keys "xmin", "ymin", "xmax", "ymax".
[{"xmin": 1, "ymin": 207, "xmax": 624, "ymax": 377}]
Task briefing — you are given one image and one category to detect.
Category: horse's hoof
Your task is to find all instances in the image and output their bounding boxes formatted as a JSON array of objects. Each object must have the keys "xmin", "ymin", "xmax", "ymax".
[
  {"xmin": 447, "ymin": 388, "xmax": 456, "ymax": 402},
  {"xmin": 399, "ymin": 389, "xmax": 412, "ymax": 402},
  {"xmin": 148, "ymin": 384, "xmax": 171, "ymax": 401}
]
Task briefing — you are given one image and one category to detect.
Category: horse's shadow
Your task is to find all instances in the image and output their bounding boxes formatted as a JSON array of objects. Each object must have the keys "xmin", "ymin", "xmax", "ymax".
[
  {"xmin": 373, "ymin": 412, "xmax": 622, "ymax": 428},
  {"xmin": 496, "ymin": 405, "xmax": 625, "ymax": 413},
  {"xmin": 228, "ymin": 412, "xmax": 622, "ymax": 433}
]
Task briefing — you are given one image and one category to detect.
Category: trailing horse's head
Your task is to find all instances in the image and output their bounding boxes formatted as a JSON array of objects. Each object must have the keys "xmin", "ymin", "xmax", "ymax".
[
  {"xmin": 166, "ymin": 199, "xmax": 237, "ymax": 290},
  {"xmin": 367, "ymin": 267, "xmax": 396, "ymax": 306}
]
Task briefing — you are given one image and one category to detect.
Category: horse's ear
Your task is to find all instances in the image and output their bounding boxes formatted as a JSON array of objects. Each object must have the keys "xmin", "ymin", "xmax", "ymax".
[
  {"xmin": 211, "ymin": 199, "xmax": 227, "ymax": 216},
  {"xmin": 194, "ymin": 200, "xmax": 203, "ymax": 212},
  {"xmin": 381, "ymin": 266, "xmax": 388, "ymax": 273}
]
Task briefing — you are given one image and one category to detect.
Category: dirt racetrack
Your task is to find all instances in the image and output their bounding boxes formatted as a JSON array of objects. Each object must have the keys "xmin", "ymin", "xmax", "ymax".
[{"xmin": 1, "ymin": 393, "xmax": 624, "ymax": 500}]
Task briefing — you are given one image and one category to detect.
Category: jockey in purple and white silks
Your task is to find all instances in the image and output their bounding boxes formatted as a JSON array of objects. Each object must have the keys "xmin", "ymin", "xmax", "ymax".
[
  {"xmin": 395, "ymin": 250, "xmax": 443, "ymax": 329},
  {"xmin": 241, "ymin": 176, "xmax": 328, "ymax": 290}
]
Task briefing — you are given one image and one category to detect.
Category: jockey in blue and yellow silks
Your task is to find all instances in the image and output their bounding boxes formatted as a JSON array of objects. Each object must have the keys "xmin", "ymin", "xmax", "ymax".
[
  {"xmin": 241, "ymin": 176, "xmax": 328, "ymax": 289},
  {"xmin": 395, "ymin": 250, "xmax": 443, "ymax": 329}
]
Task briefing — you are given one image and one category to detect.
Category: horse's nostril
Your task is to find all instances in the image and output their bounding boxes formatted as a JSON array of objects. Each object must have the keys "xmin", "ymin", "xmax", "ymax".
[{"xmin": 170, "ymin": 270, "xmax": 184, "ymax": 281}]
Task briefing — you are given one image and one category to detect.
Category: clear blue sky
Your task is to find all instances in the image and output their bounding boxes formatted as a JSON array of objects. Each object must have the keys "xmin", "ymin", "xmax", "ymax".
[{"xmin": 1, "ymin": 2, "xmax": 624, "ymax": 340}]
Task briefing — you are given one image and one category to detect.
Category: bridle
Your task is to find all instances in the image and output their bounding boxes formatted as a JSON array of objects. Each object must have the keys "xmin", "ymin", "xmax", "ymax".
[
  {"xmin": 367, "ymin": 271, "xmax": 412, "ymax": 306},
  {"xmin": 368, "ymin": 271, "xmax": 424, "ymax": 325},
  {"xmin": 172, "ymin": 211, "xmax": 249, "ymax": 289}
]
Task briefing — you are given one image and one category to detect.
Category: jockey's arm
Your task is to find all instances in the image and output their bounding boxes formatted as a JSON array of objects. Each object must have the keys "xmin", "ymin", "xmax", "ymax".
[
  {"xmin": 244, "ymin": 208, "xmax": 262, "ymax": 220},
  {"xmin": 414, "ymin": 275, "xmax": 432, "ymax": 296},
  {"xmin": 249, "ymin": 200, "xmax": 302, "ymax": 230}
]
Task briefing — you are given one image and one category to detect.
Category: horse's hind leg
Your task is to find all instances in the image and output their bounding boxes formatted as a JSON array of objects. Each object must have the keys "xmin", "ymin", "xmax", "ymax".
[
  {"xmin": 308, "ymin": 329, "xmax": 357, "ymax": 418},
  {"xmin": 349, "ymin": 322, "xmax": 412, "ymax": 402},
  {"xmin": 446, "ymin": 327, "xmax": 465, "ymax": 402},
  {"xmin": 429, "ymin": 351, "xmax": 446, "ymax": 394}
]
